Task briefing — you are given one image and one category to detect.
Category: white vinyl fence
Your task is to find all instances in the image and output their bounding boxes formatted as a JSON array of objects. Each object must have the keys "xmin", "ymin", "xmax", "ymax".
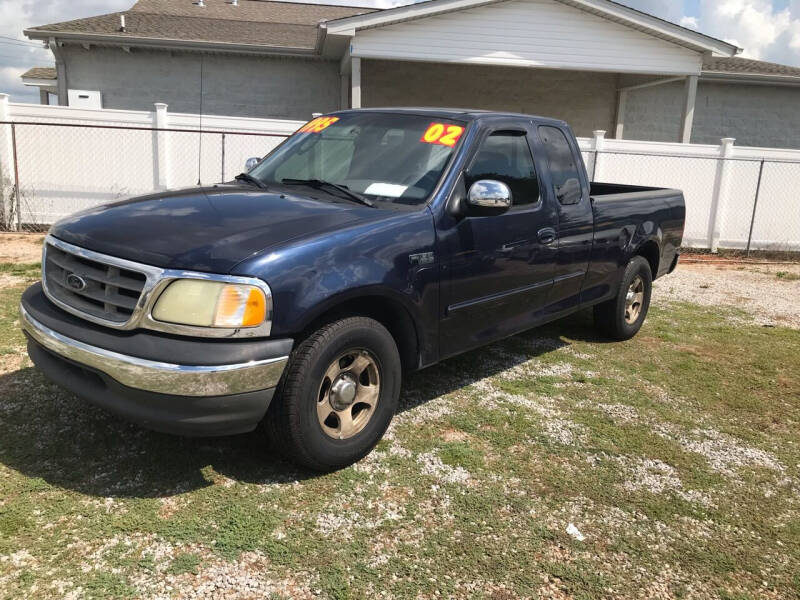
[
  {"xmin": 0, "ymin": 95, "xmax": 302, "ymax": 228},
  {"xmin": 1, "ymin": 94, "xmax": 799, "ymax": 252}
]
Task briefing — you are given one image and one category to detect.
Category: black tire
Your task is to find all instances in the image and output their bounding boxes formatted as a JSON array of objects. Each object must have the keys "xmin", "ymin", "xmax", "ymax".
[
  {"xmin": 594, "ymin": 256, "xmax": 653, "ymax": 341},
  {"xmin": 264, "ymin": 316, "xmax": 401, "ymax": 471}
]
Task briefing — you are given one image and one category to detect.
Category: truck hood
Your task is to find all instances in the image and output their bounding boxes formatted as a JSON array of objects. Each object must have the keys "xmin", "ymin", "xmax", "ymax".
[{"xmin": 49, "ymin": 184, "xmax": 383, "ymax": 273}]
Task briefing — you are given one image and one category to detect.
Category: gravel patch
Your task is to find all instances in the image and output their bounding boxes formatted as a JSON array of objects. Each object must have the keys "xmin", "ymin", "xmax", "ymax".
[
  {"xmin": 621, "ymin": 458, "xmax": 683, "ymax": 494},
  {"xmin": 617, "ymin": 456, "xmax": 714, "ymax": 507},
  {"xmin": 470, "ymin": 378, "xmax": 588, "ymax": 446},
  {"xmin": 595, "ymin": 403, "xmax": 640, "ymax": 424},
  {"xmin": 653, "ymin": 262, "xmax": 800, "ymax": 328},
  {"xmin": 0, "ymin": 274, "xmax": 29, "ymax": 287},
  {"xmin": 143, "ymin": 551, "xmax": 318, "ymax": 600},
  {"xmin": 416, "ymin": 451, "xmax": 472, "ymax": 484},
  {"xmin": 498, "ymin": 359, "xmax": 575, "ymax": 382},
  {"xmin": 0, "ymin": 352, "xmax": 28, "ymax": 376},
  {"xmin": 655, "ymin": 425, "xmax": 784, "ymax": 477},
  {"xmin": 315, "ymin": 498, "xmax": 406, "ymax": 539}
]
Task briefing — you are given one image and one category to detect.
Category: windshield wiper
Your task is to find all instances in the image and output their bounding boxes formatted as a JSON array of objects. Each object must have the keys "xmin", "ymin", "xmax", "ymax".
[
  {"xmin": 234, "ymin": 172, "xmax": 268, "ymax": 189},
  {"xmin": 282, "ymin": 178, "xmax": 375, "ymax": 208}
]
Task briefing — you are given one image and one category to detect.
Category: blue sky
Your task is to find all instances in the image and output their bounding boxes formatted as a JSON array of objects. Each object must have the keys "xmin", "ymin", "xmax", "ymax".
[{"xmin": 1, "ymin": 0, "xmax": 799, "ymax": 104}]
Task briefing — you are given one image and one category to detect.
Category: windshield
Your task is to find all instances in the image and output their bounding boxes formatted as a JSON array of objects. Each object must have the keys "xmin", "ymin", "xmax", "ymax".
[{"xmin": 250, "ymin": 112, "xmax": 467, "ymax": 205}]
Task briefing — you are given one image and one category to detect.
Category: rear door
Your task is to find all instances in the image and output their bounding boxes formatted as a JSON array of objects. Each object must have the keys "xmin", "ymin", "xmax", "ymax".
[
  {"xmin": 535, "ymin": 125, "xmax": 593, "ymax": 315},
  {"xmin": 439, "ymin": 124, "xmax": 559, "ymax": 357}
]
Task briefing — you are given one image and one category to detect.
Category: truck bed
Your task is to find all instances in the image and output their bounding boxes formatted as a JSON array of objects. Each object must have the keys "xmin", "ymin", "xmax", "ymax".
[
  {"xmin": 581, "ymin": 181, "xmax": 686, "ymax": 303},
  {"xmin": 590, "ymin": 182, "xmax": 675, "ymax": 198}
]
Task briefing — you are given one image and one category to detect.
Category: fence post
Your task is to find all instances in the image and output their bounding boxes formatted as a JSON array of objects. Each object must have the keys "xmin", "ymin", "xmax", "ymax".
[
  {"xmin": 708, "ymin": 137, "xmax": 735, "ymax": 253},
  {"xmin": 0, "ymin": 93, "xmax": 13, "ymax": 230},
  {"xmin": 221, "ymin": 133, "xmax": 226, "ymax": 182},
  {"xmin": 11, "ymin": 124, "xmax": 20, "ymax": 231},
  {"xmin": 591, "ymin": 130, "xmax": 606, "ymax": 181},
  {"xmin": 154, "ymin": 103, "xmax": 170, "ymax": 190},
  {"xmin": 745, "ymin": 159, "xmax": 765, "ymax": 257}
]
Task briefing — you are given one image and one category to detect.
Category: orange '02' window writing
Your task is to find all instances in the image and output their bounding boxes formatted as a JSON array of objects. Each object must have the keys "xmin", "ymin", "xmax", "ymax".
[
  {"xmin": 420, "ymin": 123, "xmax": 465, "ymax": 147},
  {"xmin": 297, "ymin": 116, "xmax": 340, "ymax": 134}
]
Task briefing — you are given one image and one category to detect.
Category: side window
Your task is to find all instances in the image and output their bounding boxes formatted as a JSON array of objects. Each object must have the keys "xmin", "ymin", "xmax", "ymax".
[
  {"xmin": 466, "ymin": 131, "xmax": 540, "ymax": 207},
  {"xmin": 538, "ymin": 126, "xmax": 583, "ymax": 205}
]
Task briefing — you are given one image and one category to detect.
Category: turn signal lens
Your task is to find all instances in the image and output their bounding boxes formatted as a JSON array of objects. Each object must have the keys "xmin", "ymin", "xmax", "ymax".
[
  {"xmin": 152, "ymin": 279, "xmax": 267, "ymax": 328},
  {"xmin": 213, "ymin": 285, "xmax": 266, "ymax": 327}
]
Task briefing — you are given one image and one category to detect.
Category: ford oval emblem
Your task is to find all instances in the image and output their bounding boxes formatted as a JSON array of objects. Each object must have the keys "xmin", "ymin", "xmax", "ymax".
[{"xmin": 66, "ymin": 273, "xmax": 87, "ymax": 291}]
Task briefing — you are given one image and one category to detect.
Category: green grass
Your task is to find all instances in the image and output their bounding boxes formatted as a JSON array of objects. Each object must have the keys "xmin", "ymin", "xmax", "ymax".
[
  {"xmin": 776, "ymin": 270, "xmax": 800, "ymax": 281},
  {"xmin": 167, "ymin": 553, "xmax": 202, "ymax": 576},
  {"xmin": 0, "ymin": 266, "xmax": 798, "ymax": 599},
  {"xmin": 0, "ymin": 262, "xmax": 41, "ymax": 278}
]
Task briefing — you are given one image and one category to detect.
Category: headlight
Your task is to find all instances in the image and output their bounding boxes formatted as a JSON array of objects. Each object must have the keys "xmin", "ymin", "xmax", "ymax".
[{"xmin": 152, "ymin": 279, "xmax": 267, "ymax": 328}]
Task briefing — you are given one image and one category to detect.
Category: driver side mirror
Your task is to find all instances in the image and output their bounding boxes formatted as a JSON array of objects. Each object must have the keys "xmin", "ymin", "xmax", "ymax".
[
  {"xmin": 244, "ymin": 157, "xmax": 260, "ymax": 171},
  {"xmin": 466, "ymin": 180, "xmax": 512, "ymax": 215}
]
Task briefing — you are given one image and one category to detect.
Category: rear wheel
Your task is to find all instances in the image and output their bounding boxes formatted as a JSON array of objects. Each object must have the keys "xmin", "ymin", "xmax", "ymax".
[
  {"xmin": 594, "ymin": 256, "xmax": 652, "ymax": 341},
  {"xmin": 264, "ymin": 316, "xmax": 401, "ymax": 471}
]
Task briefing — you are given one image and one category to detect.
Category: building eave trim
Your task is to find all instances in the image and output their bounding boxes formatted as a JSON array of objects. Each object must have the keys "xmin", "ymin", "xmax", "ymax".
[
  {"xmin": 22, "ymin": 77, "xmax": 58, "ymax": 87},
  {"xmin": 701, "ymin": 71, "xmax": 800, "ymax": 85},
  {"xmin": 24, "ymin": 29, "xmax": 318, "ymax": 57}
]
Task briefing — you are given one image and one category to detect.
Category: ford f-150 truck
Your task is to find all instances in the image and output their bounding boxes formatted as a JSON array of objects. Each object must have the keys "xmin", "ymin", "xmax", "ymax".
[{"xmin": 21, "ymin": 109, "xmax": 684, "ymax": 470}]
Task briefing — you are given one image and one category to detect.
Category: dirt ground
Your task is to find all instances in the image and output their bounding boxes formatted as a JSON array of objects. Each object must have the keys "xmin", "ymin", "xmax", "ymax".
[
  {"xmin": 653, "ymin": 260, "xmax": 800, "ymax": 329},
  {"xmin": 0, "ymin": 233, "xmax": 44, "ymax": 263}
]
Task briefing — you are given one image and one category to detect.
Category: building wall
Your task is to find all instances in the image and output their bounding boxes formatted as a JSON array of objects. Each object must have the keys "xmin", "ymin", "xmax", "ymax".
[
  {"xmin": 362, "ymin": 59, "xmax": 619, "ymax": 137},
  {"xmin": 624, "ymin": 79, "xmax": 800, "ymax": 149},
  {"xmin": 60, "ymin": 45, "xmax": 340, "ymax": 120}
]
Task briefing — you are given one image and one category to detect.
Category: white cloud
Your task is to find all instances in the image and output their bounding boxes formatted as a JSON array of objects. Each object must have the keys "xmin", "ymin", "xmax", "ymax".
[
  {"xmin": 623, "ymin": 0, "xmax": 800, "ymax": 66},
  {"xmin": 680, "ymin": 15, "xmax": 700, "ymax": 29},
  {"xmin": 700, "ymin": 0, "xmax": 793, "ymax": 60},
  {"xmin": 0, "ymin": 0, "xmax": 130, "ymax": 102},
  {"xmin": 0, "ymin": 64, "xmax": 29, "ymax": 98}
]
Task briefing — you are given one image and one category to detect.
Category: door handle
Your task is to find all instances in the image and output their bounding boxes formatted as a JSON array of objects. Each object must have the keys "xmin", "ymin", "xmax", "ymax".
[
  {"xmin": 499, "ymin": 240, "xmax": 526, "ymax": 254},
  {"xmin": 538, "ymin": 228, "xmax": 557, "ymax": 245}
]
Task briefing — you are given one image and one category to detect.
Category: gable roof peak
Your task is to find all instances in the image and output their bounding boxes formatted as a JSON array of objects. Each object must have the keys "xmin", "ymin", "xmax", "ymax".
[{"xmin": 325, "ymin": 0, "xmax": 740, "ymax": 57}]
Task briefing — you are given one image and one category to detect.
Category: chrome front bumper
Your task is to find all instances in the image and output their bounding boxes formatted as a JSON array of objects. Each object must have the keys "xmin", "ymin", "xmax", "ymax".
[{"xmin": 20, "ymin": 305, "xmax": 288, "ymax": 397}]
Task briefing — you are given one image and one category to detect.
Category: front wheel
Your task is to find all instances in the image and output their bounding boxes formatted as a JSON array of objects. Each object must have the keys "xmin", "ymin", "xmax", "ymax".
[
  {"xmin": 594, "ymin": 256, "xmax": 653, "ymax": 341},
  {"xmin": 263, "ymin": 316, "xmax": 401, "ymax": 471}
]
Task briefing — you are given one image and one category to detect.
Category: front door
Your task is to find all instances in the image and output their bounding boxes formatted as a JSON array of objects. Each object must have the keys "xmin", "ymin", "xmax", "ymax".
[{"xmin": 439, "ymin": 126, "xmax": 558, "ymax": 357}]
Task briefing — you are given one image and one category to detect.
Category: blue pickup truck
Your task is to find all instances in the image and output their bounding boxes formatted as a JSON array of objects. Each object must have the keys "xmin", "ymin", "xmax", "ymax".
[{"xmin": 21, "ymin": 109, "xmax": 684, "ymax": 470}]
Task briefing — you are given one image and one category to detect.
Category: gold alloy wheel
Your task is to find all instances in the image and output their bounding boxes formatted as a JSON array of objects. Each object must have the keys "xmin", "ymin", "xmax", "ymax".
[
  {"xmin": 624, "ymin": 275, "xmax": 645, "ymax": 325},
  {"xmin": 317, "ymin": 350, "xmax": 381, "ymax": 440}
]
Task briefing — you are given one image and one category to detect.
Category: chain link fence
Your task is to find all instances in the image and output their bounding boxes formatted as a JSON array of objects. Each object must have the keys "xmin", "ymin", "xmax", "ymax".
[
  {"xmin": 0, "ymin": 121, "xmax": 288, "ymax": 233},
  {"xmin": 1, "ymin": 121, "xmax": 798, "ymax": 253}
]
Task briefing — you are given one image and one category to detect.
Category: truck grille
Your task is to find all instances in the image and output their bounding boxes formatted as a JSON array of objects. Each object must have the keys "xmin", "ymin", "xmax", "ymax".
[{"xmin": 43, "ymin": 242, "xmax": 148, "ymax": 324}]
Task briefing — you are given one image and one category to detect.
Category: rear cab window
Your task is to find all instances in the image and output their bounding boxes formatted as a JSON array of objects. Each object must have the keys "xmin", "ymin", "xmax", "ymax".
[{"xmin": 538, "ymin": 125, "xmax": 584, "ymax": 205}]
